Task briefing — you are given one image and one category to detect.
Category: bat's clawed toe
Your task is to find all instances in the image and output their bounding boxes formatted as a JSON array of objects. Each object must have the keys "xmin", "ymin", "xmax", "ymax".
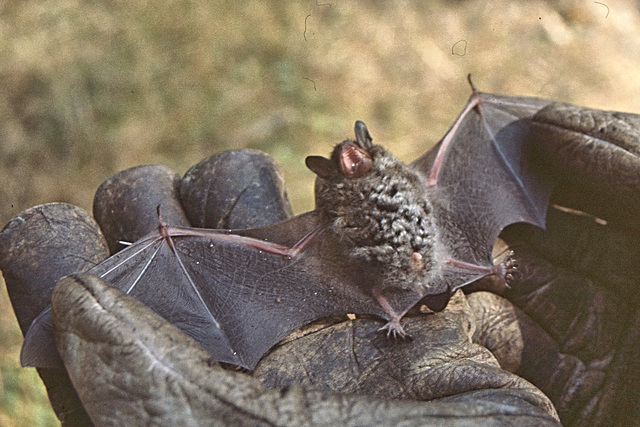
[
  {"xmin": 497, "ymin": 250, "xmax": 519, "ymax": 287},
  {"xmin": 372, "ymin": 291, "xmax": 413, "ymax": 339},
  {"xmin": 378, "ymin": 320, "xmax": 412, "ymax": 340}
]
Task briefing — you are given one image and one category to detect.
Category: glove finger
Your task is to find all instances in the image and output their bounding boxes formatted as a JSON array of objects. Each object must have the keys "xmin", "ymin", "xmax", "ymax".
[
  {"xmin": 93, "ymin": 165, "xmax": 190, "ymax": 253},
  {"xmin": 0, "ymin": 203, "xmax": 107, "ymax": 424},
  {"xmin": 511, "ymin": 207, "xmax": 640, "ymax": 294},
  {"xmin": 0, "ymin": 203, "xmax": 108, "ymax": 333},
  {"xmin": 51, "ymin": 273, "xmax": 560, "ymax": 426},
  {"xmin": 532, "ymin": 103, "xmax": 640, "ymax": 230},
  {"xmin": 180, "ymin": 149, "xmax": 293, "ymax": 229}
]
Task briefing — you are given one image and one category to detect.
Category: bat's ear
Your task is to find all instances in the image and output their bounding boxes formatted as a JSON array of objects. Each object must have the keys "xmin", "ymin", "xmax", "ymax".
[
  {"xmin": 306, "ymin": 155, "xmax": 338, "ymax": 179},
  {"xmin": 354, "ymin": 120, "xmax": 373, "ymax": 149}
]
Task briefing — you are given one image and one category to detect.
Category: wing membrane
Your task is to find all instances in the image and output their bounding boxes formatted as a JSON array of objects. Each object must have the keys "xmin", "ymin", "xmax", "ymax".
[
  {"xmin": 22, "ymin": 213, "xmax": 405, "ymax": 370},
  {"xmin": 412, "ymin": 90, "xmax": 553, "ymax": 288}
]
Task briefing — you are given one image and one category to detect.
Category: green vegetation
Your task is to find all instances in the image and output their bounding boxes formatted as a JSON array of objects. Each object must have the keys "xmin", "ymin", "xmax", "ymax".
[
  {"xmin": 1, "ymin": 283, "xmax": 58, "ymax": 426},
  {"xmin": 1, "ymin": 0, "xmax": 640, "ymax": 423}
]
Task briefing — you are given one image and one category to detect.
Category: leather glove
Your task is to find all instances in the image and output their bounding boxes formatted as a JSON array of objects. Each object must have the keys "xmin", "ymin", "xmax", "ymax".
[{"xmin": 473, "ymin": 103, "xmax": 640, "ymax": 426}]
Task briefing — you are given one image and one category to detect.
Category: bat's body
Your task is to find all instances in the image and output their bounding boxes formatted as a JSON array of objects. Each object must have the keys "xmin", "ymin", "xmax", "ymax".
[{"xmin": 20, "ymin": 81, "xmax": 553, "ymax": 370}]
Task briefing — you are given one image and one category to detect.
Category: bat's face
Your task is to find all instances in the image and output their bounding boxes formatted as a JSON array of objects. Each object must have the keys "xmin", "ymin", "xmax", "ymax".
[{"xmin": 306, "ymin": 121, "xmax": 441, "ymax": 295}]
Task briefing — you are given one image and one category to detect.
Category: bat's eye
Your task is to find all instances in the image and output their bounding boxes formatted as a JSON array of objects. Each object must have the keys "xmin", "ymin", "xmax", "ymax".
[{"xmin": 339, "ymin": 143, "xmax": 373, "ymax": 178}]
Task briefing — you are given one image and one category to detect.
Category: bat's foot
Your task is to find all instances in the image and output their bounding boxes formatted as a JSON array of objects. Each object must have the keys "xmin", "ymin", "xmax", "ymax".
[
  {"xmin": 446, "ymin": 255, "xmax": 519, "ymax": 288},
  {"xmin": 378, "ymin": 320, "xmax": 411, "ymax": 339},
  {"xmin": 372, "ymin": 288, "xmax": 413, "ymax": 339},
  {"xmin": 499, "ymin": 250, "xmax": 519, "ymax": 287}
]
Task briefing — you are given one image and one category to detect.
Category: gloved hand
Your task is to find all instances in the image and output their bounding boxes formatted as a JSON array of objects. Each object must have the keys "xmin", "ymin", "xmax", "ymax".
[
  {"xmin": 475, "ymin": 103, "xmax": 640, "ymax": 426},
  {"xmin": 2, "ymin": 101, "xmax": 638, "ymax": 426}
]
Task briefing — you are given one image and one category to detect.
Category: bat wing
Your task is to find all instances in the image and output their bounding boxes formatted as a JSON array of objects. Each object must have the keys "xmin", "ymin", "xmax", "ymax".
[
  {"xmin": 22, "ymin": 210, "xmax": 418, "ymax": 371},
  {"xmin": 412, "ymin": 85, "xmax": 553, "ymax": 291}
]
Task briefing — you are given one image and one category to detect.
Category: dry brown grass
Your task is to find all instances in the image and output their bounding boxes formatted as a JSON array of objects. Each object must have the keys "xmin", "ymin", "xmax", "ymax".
[{"xmin": 1, "ymin": 0, "xmax": 640, "ymax": 423}]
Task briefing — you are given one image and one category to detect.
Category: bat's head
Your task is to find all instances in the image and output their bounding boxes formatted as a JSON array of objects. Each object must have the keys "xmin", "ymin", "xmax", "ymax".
[
  {"xmin": 305, "ymin": 121, "xmax": 427, "ymax": 216},
  {"xmin": 305, "ymin": 121, "xmax": 446, "ymax": 300},
  {"xmin": 306, "ymin": 120, "xmax": 374, "ymax": 180}
]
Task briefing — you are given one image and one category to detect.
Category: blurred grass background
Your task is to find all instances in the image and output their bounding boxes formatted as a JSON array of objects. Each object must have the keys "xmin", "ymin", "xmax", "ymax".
[{"xmin": 1, "ymin": 0, "xmax": 640, "ymax": 424}]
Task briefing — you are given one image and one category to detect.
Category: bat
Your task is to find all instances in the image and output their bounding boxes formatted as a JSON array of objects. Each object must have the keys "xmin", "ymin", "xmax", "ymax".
[{"xmin": 19, "ymin": 78, "xmax": 553, "ymax": 371}]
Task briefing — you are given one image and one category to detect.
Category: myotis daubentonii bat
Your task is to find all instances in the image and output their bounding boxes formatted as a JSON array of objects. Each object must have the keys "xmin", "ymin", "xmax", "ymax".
[{"xmin": 17, "ymin": 79, "xmax": 553, "ymax": 371}]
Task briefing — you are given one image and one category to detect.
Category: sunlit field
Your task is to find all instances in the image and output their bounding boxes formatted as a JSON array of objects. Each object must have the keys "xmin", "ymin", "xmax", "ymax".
[{"xmin": 2, "ymin": 1, "xmax": 640, "ymax": 423}]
